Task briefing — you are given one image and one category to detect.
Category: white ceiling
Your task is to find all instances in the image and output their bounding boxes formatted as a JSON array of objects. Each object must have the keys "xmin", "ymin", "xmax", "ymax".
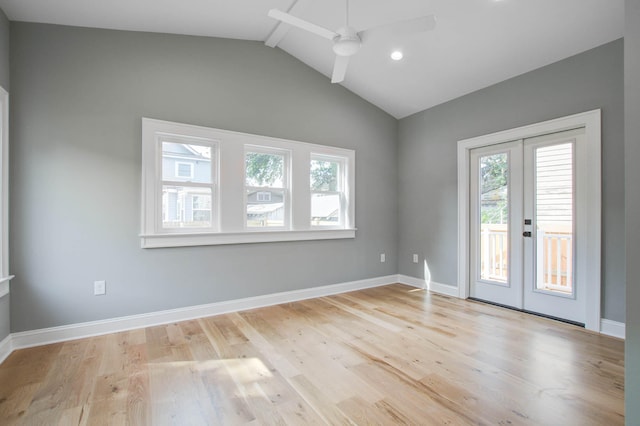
[{"xmin": 0, "ymin": 0, "xmax": 625, "ymax": 118}]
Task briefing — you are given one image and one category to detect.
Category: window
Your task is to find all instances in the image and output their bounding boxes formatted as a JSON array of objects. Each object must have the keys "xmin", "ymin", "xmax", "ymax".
[
  {"xmin": 160, "ymin": 139, "xmax": 215, "ymax": 230},
  {"xmin": 141, "ymin": 118, "xmax": 355, "ymax": 248},
  {"xmin": 175, "ymin": 162, "xmax": 194, "ymax": 179},
  {"xmin": 310, "ymin": 155, "xmax": 345, "ymax": 227},
  {"xmin": 245, "ymin": 148, "xmax": 289, "ymax": 229},
  {"xmin": 257, "ymin": 192, "xmax": 272, "ymax": 202},
  {"xmin": 0, "ymin": 88, "xmax": 12, "ymax": 298}
]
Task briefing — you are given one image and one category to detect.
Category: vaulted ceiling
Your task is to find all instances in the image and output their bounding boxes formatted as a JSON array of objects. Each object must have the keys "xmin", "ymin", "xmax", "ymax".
[{"xmin": 0, "ymin": 0, "xmax": 625, "ymax": 118}]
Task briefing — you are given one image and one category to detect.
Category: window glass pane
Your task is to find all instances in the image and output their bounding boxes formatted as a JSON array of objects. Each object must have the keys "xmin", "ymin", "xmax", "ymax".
[
  {"xmin": 162, "ymin": 186, "xmax": 212, "ymax": 228},
  {"xmin": 162, "ymin": 142, "xmax": 212, "ymax": 183},
  {"xmin": 246, "ymin": 189, "xmax": 284, "ymax": 228},
  {"xmin": 311, "ymin": 193, "xmax": 340, "ymax": 226},
  {"xmin": 310, "ymin": 159, "xmax": 339, "ymax": 191},
  {"xmin": 479, "ymin": 153, "xmax": 509, "ymax": 283},
  {"xmin": 245, "ymin": 152, "xmax": 284, "ymax": 188},
  {"xmin": 535, "ymin": 143, "xmax": 574, "ymax": 295}
]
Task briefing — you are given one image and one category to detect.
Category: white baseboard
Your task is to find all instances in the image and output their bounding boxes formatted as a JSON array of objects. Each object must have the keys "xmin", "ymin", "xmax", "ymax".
[
  {"xmin": 396, "ymin": 274, "xmax": 459, "ymax": 297},
  {"xmin": 600, "ymin": 319, "xmax": 625, "ymax": 339},
  {"xmin": 10, "ymin": 275, "xmax": 398, "ymax": 351},
  {"xmin": 0, "ymin": 334, "xmax": 11, "ymax": 364},
  {"xmin": 428, "ymin": 281, "xmax": 460, "ymax": 297},
  {"xmin": 2, "ymin": 275, "xmax": 624, "ymax": 363},
  {"xmin": 396, "ymin": 274, "xmax": 427, "ymax": 289}
]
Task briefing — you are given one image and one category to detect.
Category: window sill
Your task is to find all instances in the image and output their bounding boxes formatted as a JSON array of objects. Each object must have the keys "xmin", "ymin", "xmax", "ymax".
[
  {"xmin": 140, "ymin": 229, "xmax": 356, "ymax": 248},
  {"xmin": 0, "ymin": 275, "xmax": 14, "ymax": 299}
]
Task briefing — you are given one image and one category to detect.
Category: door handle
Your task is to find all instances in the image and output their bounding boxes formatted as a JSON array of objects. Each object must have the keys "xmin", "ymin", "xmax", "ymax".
[{"xmin": 523, "ymin": 231, "xmax": 532, "ymax": 237}]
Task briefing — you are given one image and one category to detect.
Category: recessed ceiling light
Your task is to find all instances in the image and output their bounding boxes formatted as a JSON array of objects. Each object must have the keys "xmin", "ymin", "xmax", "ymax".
[{"xmin": 391, "ymin": 50, "xmax": 404, "ymax": 61}]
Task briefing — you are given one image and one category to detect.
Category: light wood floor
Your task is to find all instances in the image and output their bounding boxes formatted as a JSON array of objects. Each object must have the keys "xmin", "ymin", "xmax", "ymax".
[{"xmin": 0, "ymin": 284, "xmax": 624, "ymax": 425}]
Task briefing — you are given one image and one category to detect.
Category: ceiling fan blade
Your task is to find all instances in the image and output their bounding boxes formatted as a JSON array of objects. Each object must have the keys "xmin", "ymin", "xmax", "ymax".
[
  {"xmin": 268, "ymin": 9, "xmax": 337, "ymax": 41},
  {"xmin": 331, "ymin": 55, "xmax": 350, "ymax": 83},
  {"xmin": 359, "ymin": 14, "xmax": 436, "ymax": 42}
]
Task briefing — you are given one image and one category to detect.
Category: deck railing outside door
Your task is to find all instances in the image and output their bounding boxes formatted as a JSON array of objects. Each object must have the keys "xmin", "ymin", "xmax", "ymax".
[{"xmin": 480, "ymin": 225, "xmax": 573, "ymax": 294}]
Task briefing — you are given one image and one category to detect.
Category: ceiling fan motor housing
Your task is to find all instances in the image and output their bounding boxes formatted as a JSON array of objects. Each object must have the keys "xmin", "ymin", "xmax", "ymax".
[{"xmin": 333, "ymin": 27, "xmax": 361, "ymax": 57}]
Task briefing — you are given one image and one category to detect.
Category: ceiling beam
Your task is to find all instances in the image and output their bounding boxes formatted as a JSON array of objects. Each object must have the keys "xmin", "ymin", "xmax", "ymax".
[{"xmin": 264, "ymin": 0, "xmax": 311, "ymax": 48}]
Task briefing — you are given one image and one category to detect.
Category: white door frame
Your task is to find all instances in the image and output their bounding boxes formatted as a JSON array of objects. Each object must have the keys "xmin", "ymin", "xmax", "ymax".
[{"xmin": 457, "ymin": 110, "xmax": 601, "ymax": 331}]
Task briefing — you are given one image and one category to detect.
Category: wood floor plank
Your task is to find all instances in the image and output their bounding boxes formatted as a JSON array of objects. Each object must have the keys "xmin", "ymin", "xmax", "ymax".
[
  {"xmin": 274, "ymin": 398, "xmax": 326, "ymax": 425},
  {"xmin": 229, "ymin": 312, "xmax": 301, "ymax": 379},
  {"xmin": 24, "ymin": 338, "xmax": 92, "ymax": 423},
  {"xmin": 286, "ymin": 375, "xmax": 354, "ymax": 425},
  {"xmin": 126, "ymin": 361, "xmax": 150, "ymax": 425},
  {"xmin": 0, "ymin": 284, "xmax": 625, "ymax": 425}
]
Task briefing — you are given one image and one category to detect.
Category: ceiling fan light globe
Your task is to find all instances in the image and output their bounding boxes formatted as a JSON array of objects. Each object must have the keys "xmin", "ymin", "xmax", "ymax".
[{"xmin": 333, "ymin": 37, "xmax": 361, "ymax": 56}]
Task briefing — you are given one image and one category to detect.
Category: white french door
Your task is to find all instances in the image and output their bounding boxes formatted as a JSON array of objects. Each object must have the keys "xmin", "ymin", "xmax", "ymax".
[
  {"xmin": 469, "ymin": 141, "xmax": 523, "ymax": 308},
  {"xmin": 469, "ymin": 128, "xmax": 586, "ymax": 324}
]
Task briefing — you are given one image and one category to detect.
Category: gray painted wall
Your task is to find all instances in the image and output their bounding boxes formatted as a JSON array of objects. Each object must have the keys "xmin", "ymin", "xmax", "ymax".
[
  {"xmin": 398, "ymin": 39, "xmax": 625, "ymax": 322},
  {"xmin": 9, "ymin": 23, "xmax": 398, "ymax": 332},
  {"xmin": 0, "ymin": 8, "xmax": 9, "ymax": 342},
  {"xmin": 626, "ymin": 0, "xmax": 640, "ymax": 423},
  {"xmin": 0, "ymin": 8, "xmax": 8, "ymax": 91},
  {"xmin": 0, "ymin": 296, "xmax": 7, "ymax": 341}
]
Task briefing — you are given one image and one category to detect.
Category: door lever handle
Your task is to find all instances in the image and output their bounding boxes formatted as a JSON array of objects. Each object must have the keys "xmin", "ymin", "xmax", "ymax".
[{"xmin": 523, "ymin": 231, "xmax": 532, "ymax": 237}]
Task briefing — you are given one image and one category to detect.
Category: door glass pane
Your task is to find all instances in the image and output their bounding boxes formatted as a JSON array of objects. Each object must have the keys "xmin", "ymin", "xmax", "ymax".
[
  {"xmin": 535, "ymin": 143, "xmax": 574, "ymax": 295},
  {"xmin": 479, "ymin": 153, "xmax": 509, "ymax": 283}
]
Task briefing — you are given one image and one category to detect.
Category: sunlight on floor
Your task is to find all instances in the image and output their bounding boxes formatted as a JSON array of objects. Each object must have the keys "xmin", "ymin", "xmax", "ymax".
[
  {"xmin": 424, "ymin": 259, "xmax": 432, "ymax": 290},
  {"xmin": 150, "ymin": 357, "xmax": 272, "ymax": 383}
]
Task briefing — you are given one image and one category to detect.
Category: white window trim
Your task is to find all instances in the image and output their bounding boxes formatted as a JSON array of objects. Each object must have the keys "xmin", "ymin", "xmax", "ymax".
[
  {"xmin": 175, "ymin": 161, "xmax": 194, "ymax": 179},
  {"xmin": 457, "ymin": 109, "xmax": 601, "ymax": 331},
  {"xmin": 0, "ymin": 88, "xmax": 13, "ymax": 298},
  {"xmin": 141, "ymin": 118, "xmax": 356, "ymax": 248}
]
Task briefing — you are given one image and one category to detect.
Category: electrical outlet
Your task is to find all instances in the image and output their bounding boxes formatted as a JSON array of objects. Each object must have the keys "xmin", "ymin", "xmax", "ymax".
[
  {"xmin": 380, "ymin": 253, "xmax": 386, "ymax": 263},
  {"xmin": 94, "ymin": 280, "xmax": 106, "ymax": 296},
  {"xmin": 413, "ymin": 254, "xmax": 419, "ymax": 263}
]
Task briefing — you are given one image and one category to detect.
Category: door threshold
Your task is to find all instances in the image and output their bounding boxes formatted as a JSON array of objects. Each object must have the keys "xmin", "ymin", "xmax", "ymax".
[{"xmin": 468, "ymin": 297, "xmax": 585, "ymax": 328}]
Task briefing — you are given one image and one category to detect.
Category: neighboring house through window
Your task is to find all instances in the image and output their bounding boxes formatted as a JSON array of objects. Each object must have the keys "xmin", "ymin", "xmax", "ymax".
[{"xmin": 160, "ymin": 139, "xmax": 215, "ymax": 230}]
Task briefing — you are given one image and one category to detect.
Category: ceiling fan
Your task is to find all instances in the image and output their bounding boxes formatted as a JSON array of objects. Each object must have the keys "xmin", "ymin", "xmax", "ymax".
[{"xmin": 266, "ymin": 0, "xmax": 436, "ymax": 84}]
